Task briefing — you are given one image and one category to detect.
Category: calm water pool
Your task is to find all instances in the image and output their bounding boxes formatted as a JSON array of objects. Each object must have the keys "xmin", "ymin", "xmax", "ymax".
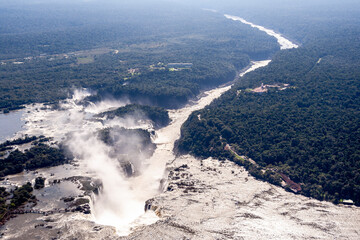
[{"xmin": 0, "ymin": 110, "xmax": 25, "ymax": 143}]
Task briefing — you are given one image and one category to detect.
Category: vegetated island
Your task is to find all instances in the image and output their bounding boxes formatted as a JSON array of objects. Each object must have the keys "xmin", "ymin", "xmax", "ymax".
[
  {"xmin": 0, "ymin": 182, "xmax": 36, "ymax": 225},
  {"xmin": 96, "ymin": 104, "xmax": 170, "ymax": 129},
  {"xmin": 0, "ymin": 135, "xmax": 71, "ymax": 224},
  {"xmin": 0, "ymin": 137, "xmax": 69, "ymax": 178}
]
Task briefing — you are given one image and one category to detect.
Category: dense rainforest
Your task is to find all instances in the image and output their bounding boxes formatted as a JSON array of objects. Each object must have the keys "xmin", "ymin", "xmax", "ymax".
[
  {"xmin": 177, "ymin": 5, "xmax": 360, "ymax": 205},
  {"xmin": 0, "ymin": 1, "xmax": 279, "ymax": 111}
]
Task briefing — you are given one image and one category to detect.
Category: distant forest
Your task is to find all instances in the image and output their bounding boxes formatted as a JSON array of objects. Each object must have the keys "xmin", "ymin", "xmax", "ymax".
[
  {"xmin": 0, "ymin": 1, "xmax": 279, "ymax": 111},
  {"xmin": 178, "ymin": 3, "xmax": 360, "ymax": 205}
]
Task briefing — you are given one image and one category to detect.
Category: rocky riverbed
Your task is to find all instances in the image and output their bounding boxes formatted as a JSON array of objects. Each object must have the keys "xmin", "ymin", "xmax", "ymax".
[{"xmin": 123, "ymin": 156, "xmax": 360, "ymax": 240}]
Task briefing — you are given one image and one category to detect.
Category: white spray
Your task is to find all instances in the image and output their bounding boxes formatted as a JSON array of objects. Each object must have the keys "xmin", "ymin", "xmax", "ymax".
[{"xmin": 20, "ymin": 89, "xmax": 158, "ymax": 235}]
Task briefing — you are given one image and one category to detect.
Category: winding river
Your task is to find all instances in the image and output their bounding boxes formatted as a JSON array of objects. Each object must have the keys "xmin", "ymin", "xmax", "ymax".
[{"xmin": 2, "ymin": 14, "xmax": 359, "ymax": 240}]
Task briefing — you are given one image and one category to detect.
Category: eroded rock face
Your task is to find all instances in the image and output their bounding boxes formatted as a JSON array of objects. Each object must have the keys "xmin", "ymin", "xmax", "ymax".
[
  {"xmin": 121, "ymin": 162, "xmax": 135, "ymax": 178},
  {"xmin": 144, "ymin": 199, "xmax": 162, "ymax": 217},
  {"xmin": 123, "ymin": 155, "xmax": 360, "ymax": 240}
]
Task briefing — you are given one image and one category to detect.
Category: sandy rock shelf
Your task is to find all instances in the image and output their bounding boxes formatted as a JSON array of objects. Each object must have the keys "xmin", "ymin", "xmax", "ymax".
[{"xmin": 124, "ymin": 155, "xmax": 360, "ymax": 240}]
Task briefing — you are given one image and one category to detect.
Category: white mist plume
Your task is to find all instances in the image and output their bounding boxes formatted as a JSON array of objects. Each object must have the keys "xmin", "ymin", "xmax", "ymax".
[
  {"xmin": 20, "ymin": 88, "xmax": 159, "ymax": 235},
  {"xmin": 104, "ymin": 114, "xmax": 153, "ymax": 130},
  {"xmin": 67, "ymin": 130, "xmax": 155, "ymax": 235},
  {"xmin": 85, "ymin": 99, "xmax": 130, "ymax": 114}
]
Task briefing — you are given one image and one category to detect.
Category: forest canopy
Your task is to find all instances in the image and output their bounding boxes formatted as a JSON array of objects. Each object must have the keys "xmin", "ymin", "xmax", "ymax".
[
  {"xmin": 177, "ymin": 6, "xmax": 360, "ymax": 205},
  {"xmin": 0, "ymin": 2, "xmax": 278, "ymax": 111}
]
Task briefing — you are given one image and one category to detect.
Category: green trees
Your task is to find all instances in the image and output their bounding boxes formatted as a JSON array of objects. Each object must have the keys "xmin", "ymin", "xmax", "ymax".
[
  {"xmin": 10, "ymin": 182, "xmax": 34, "ymax": 207},
  {"xmin": 0, "ymin": 2, "xmax": 278, "ymax": 111},
  {"xmin": 0, "ymin": 183, "xmax": 35, "ymax": 222},
  {"xmin": 177, "ymin": 23, "xmax": 360, "ymax": 205},
  {"xmin": 0, "ymin": 144, "xmax": 67, "ymax": 177},
  {"xmin": 97, "ymin": 104, "xmax": 170, "ymax": 129},
  {"xmin": 34, "ymin": 177, "xmax": 45, "ymax": 189}
]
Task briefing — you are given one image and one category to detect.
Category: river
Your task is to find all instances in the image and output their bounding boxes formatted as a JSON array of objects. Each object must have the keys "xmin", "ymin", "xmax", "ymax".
[
  {"xmin": 1, "ymin": 14, "xmax": 359, "ymax": 240},
  {"xmin": 0, "ymin": 110, "xmax": 25, "ymax": 143},
  {"xmin": 119, "ymin": 15, "xmax": 358, "ymax": 240}
]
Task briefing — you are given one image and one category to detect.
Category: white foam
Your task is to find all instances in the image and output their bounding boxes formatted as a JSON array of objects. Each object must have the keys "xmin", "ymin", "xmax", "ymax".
[{"xmin": 225, "ymin": 14, "xmax": 299, "ymax": 50}]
